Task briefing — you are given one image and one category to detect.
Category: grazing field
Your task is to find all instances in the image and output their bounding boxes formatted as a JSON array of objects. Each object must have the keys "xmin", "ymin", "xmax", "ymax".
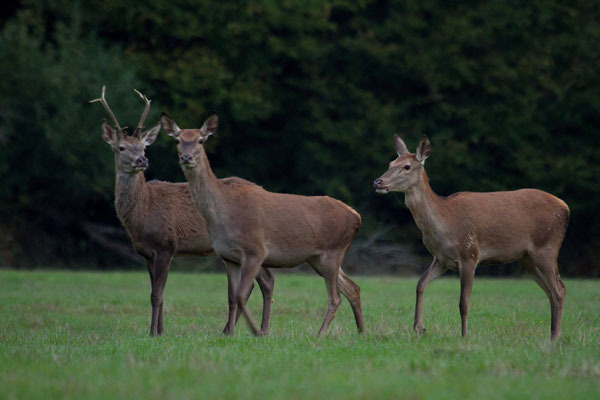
[{"xmin": 1, "ymin": 269, "xmax": 599, "ymax": 399}]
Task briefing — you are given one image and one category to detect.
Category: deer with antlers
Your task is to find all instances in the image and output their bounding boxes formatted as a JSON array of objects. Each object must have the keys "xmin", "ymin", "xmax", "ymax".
[
  {"xmin": 90, "ymin": 87, "xmax": 275, "ymax": 337},
  {"xmin": 161, "ymin": 112, "xmax": 365, "ymax": 336},
  {"xmin": 373, "ymin": 135, "xmax": 569, "ymax": 340}
]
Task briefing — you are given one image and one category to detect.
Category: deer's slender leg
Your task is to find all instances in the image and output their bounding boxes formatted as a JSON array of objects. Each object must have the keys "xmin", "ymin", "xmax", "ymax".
[
  {"xmin": 234, "ymin": 283, "xmax": 255, "ymax": 324},
  {"xmin": 227, "ymin": 267, "xmax": 273, "ymax": 334},
  {"xmin": 255, "ymin": 268, "xmax": 275, "ymax": 335},
  {"xmin": 337, "ymin": 268, "xmax": 364, "ymax": 334},
  {"xmin": 537, "ymin": 258, "xmax": 565, "ymax": 341},
  {"xmin": 308, "ymin": 254, "xmax": 342, "ymax": 337},
  {"xmin": 222, "ymin": 259, "xmax": 242, "ymax": 335},
  {"xmin": 521, "ymin": 253, "xmax": 566, "ymax": 340},
  {"xmin": 150, "ymin": 251, "xmax": 172, "ymax": 337},
  {"xmin": 145, "ymin": 257, "xmax": 156, "ymax": 337},
  {"xmin": 458, "ymin": 259, "xmax": 476, "ymax": 338},
  {"xmin": 414, "ymin": 258, "xmax": 446, "ymax": 334},
  {"xmin": 236, "ymin": 254, "xmax": 265, "ymax": 336}
]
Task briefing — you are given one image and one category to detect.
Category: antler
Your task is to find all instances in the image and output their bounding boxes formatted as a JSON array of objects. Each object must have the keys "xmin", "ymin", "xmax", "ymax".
[
  {"xmin": 133, "ymin": 89, "xmax": 151, "ymax": 138},
  {"xmin": 89, "ymin": 85, "xmax": 123, "ymax": 132}
]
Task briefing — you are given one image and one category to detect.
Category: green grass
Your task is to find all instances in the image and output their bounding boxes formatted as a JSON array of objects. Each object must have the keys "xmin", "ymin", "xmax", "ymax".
[{"xmin": 1, "ymin": 270, "xmax": 599, "ymax": 399}]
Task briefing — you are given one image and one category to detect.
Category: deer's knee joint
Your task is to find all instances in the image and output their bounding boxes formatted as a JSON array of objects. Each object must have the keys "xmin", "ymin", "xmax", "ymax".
[
  {"xmin": 150, "ymin": 293, "xmax": 163, "ymax": 305},
  {"xmin": 555, "ymin": 293, "xmax": 565, "ymax": 307},
  {"xmin": 330, "ymin": 295, "xmax": 342, "ymax": 308},
  {"xmin": 236, "ymin": 294, "xmax": 247, "ymax": 305},
  {"xmin": 228, "ymin": 293, "xmax": 236, "ymax": 304},
  {"xmin": 264, "ymin": 270, "xmax": 275, "ymax": 286}
]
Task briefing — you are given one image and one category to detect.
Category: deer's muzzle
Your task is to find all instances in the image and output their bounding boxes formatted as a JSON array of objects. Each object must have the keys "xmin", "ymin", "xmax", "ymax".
[{"xmin": 373, "ymin": 178, "xmax": 390, "ymax": 194}]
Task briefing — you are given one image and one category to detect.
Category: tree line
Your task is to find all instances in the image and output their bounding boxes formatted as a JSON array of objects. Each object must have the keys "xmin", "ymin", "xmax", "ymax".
[{"xmin": 0, "ymin": 0, "xmax": 598, "ymax": 275}]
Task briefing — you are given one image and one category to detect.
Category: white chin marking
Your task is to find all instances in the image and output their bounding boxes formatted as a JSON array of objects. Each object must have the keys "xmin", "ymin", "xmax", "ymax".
[{"xmin": 376, "ymin": 188, "xmax": 390, "ymax": 194}]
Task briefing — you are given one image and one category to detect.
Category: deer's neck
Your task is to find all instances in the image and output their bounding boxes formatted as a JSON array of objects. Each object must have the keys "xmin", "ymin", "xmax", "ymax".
[
  {"xmin": 404, "ymin": 169, "xmax": 447, "ymax": 240},
  {"xmin": 183, "ymin": 148, "xmax": 224, "ymax": 230},
  {"xmin": 115, "ymin": 171, "xmax": 148, "ymax": 230}
]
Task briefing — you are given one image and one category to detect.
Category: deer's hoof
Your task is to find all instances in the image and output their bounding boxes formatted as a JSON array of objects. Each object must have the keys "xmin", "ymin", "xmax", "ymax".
[
  {"xmin": 414, "ymin": 325, "xmax": 427, "ymax": 335},
  {"xmin": 222, "ymin": 327, "xmax": 234, "ymax": 336}
]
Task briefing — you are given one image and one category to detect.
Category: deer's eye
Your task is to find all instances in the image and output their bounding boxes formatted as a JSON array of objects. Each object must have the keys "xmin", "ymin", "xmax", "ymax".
[
  {"xmin": 118, "ymin": 146, "xmax": 125, "ymax": 152},
  {"xmin": 404, "ymin": 165, "xmax": 411, "ymax": 170},
  {"xmin": 174, "ymin": 138, "xmax": 180, "ymax": 144}
]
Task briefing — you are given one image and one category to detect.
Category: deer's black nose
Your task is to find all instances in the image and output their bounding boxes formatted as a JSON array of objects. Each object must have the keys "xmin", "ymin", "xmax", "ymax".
[
  {"xmin": 181, "ymin": 154, "xmax": 192, "ymax": 164},
  {"xmin": 373, "ymin": 178, "xmax": 383, "ymax": 188},
  {"xmin": 136, "ymin": 156, "xmax": 148, "ymax": 167}
]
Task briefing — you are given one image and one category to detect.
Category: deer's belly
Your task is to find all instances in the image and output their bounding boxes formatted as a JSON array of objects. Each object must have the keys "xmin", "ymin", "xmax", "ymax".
[
  {"xmin": 263, "ymin": 247, "xmax": 313, "ymax": 268},
  {"xmin": 478, "ymin": 246, "xmax": 525, "ymax": 265},
  {"xmin": 212, "ymin": 240, "xmax": 244, "ymax": 264}
]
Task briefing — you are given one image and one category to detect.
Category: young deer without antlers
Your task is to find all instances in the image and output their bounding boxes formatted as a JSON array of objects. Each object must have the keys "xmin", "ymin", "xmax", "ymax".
[
  {"xmin": 161, "ymin": 112, "xmax": 365, "ymax": 336},
  {"xmin": 90, "ymin": 86, "xmax": 275, "ymax": 336},
  {"xmin": 373, "ymin": 135, "xmax": 569, "ymax": 340}
]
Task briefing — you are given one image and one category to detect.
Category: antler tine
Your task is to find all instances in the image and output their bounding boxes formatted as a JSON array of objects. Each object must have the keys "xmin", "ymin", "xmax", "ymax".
[
  {"xmin": 133, "ymin": 88, "xmax": 152, "ymax": 138},
  {"xmin": 89, "ymin": 85, "xmax": 123, "ymax": 132}
]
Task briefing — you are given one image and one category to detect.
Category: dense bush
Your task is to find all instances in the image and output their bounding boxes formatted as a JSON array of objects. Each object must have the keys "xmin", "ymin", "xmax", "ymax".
[{"xmin": 0, "ymin": 1, "xmax": 598, "ymax": 275}]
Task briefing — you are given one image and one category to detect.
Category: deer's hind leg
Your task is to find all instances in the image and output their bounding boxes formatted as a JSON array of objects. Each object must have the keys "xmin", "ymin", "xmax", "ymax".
[
  {"xmin": 520, "ymin": 252, "xmax": 566, "ymax": 340},
  {"xmin": 337, "ymin": 268, "xmax": 364, "ymax": 334},
  {"xmin": 255, "ymin": 267, "xmax": 275, "ymax": 335}
]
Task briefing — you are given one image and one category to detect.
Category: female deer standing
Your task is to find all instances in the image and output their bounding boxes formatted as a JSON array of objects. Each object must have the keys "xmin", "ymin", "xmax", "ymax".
[
  {"xmin": 161, "ymin": 112, "xmax": 364, "ymax": 336},
  {"xmin": 91, "ymin": 87, "xmax": 274, "ymax": 336},
  {"xmin": 373, "ymin": 135, "xmax": 568, "ymax": 340}
]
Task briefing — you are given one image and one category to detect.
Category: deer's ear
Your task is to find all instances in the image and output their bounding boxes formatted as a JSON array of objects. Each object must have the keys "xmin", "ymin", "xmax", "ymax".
[
  {"xmin": 394, "ymin": 134, "xmax": 408, "ymax": 156},
  {"xmin": 416, "ymin": 135, "xmax": 431, "ymax": 164},
  {"xmin": 161, "ymin": 112, "xmax": 180, "ymax": 138},
  {"xmin": 201, "ymin": 113, "xmax": 218, "ymax": 138},
  {"xmin": 141, "ymin": 123, "xmax": 161, "ymax": 147},
  {"xmin": 102, "ymin": 119, "xmax": 118, "ymax": 146}
]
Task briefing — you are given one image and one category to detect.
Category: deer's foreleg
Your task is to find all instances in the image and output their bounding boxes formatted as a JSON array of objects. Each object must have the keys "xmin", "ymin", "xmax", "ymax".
[
  {"xmin": 236, "ymin": 254, "xmax": 265, "ymax": 336},
  {"xmin": 458, "ymin": 259, "xmax": 476, "ymax": 338},
  {"xmin": 150, "ymin": 251, "xmax": 172, "ymax": 337},
  {"xmin": 414, "ymin": 258, "xmax": 446, "ymax": 334},
  {"xmin": 222, "ymin": 259, "xmax": 241, "ymax": 335}
]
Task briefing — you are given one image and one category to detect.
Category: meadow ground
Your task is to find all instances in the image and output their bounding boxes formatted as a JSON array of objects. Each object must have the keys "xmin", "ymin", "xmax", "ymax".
[{"xmin": 1, "ymin": 269, "xmax": 598, "ymax": 399}]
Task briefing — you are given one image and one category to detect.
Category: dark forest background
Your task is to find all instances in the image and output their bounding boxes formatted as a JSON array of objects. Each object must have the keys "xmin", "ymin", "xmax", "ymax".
[{"xmin": 0, "ymin": 0, "xmax": 598, "ymax": 275}]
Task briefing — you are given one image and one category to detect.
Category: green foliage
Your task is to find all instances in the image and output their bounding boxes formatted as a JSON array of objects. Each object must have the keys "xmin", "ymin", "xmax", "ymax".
[
  {"xmin": 1, "ymin": 270, "xmax": 599, "ymax": 398},
  {"xmin": 0, "ymin": 7, "xmax": 154, "ymax": 265},
  {"xmin": 0, "ymin": 1, "xmax": 599, "ymax": 272}
]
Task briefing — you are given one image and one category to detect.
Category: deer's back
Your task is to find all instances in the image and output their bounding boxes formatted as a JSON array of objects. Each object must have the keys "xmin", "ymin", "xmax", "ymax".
[
  {"xmin": 217, "ymin": 184, "xmax": 361, "ymax": 264},
  {"xmin": 442, "ymin": 188, "xmax": 569, "ymax": 262},
  {"xmin": 265, "ymin": 191, "xmax": 360, "ymax": 248}
]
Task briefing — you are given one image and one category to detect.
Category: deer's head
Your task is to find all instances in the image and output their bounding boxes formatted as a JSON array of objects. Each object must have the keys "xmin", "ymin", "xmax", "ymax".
[
  {"xmin": 161, "ymin": 113, "xmax": 218, "ymax": 169},
  {"xmin": 373, "ymin": 135, "xmax": 431, "ymax": 193},
  {"xmin": 91, "ymin": 86, "xmax": 160, "ymax": 174}
]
